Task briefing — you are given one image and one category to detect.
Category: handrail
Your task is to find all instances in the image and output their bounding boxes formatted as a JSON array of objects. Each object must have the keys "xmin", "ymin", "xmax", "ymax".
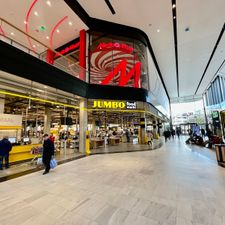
[{"xmin": 0, "ymin": 17, "xmax": 86, "ymax": 73}]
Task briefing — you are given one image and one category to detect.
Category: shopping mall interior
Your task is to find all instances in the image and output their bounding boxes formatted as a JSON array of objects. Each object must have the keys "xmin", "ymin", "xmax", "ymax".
[{"xmin": 0, "ymin": 0, "xmax": 225, "ymax": 224}]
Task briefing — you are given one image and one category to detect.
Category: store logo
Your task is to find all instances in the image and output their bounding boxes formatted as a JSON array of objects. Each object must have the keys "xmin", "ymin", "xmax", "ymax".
[
  {"xmin": 54, "ymin": 42, "xmax": 80, "ymax": 58},
  {"xmin": 126, "ymin": 101, "xmax": 137, "ymax": 109},
  {"xmin": 100, "ymin": 60, "xmax": 141, "ymax": 88},
  {"xmin": 93, "ymin": 101, "xmax": 125, "ymax": 109},
  {"xmin": 97, "ymin": 42, "xmax": 133, "ymax": 53}
]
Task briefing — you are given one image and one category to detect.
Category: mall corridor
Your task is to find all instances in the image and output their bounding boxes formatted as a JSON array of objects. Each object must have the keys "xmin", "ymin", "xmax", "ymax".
[{"xmin": 0, "ymin": 138, "xmax": 225, "ymax": 225}]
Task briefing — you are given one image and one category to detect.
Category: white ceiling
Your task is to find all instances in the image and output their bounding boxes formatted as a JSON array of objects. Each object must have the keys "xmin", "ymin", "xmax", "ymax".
[
  {"xmin": 0, "ymin": 0, "xmax": 88, "ymax": 53},
  {"xmin": 0, "ymin": 0, "xmax": 224, "ymax": 101},
  {"xmin": 77, "ymin": 0, "xmax": 225, "ymax": 100}
]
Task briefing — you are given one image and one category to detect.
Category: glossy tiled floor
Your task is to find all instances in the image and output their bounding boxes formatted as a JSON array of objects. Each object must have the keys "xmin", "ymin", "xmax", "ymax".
[{"xmin": 0, "ymin": 137, "xmax": 225, "ymax": 225}]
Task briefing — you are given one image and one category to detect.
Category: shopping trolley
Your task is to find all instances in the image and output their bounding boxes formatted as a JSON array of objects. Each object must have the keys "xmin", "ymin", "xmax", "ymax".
[{"xmin": 30, "ymin": 146, "xmax": 43, "ymax": 165}]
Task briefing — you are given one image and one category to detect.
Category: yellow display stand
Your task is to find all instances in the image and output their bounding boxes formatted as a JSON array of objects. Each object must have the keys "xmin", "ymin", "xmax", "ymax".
[
  {"xmin": 86, "ymin": 130, "xmax": 90, "ymax": 155},
  {"xmin": 9, "ymin": 144, "xmax": 42, "ymax": 163}
]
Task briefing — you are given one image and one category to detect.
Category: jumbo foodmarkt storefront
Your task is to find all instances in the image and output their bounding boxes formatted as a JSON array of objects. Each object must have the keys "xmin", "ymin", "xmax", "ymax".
[{"xmin": 85, "ymin": 99, "xmax": 166, "ymax": 153}]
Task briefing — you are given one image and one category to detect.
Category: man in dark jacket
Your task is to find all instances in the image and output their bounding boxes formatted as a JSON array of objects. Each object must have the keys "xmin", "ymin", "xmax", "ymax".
[
  {"xmin": 0, "ymin": 136, "xmax": 12, "ymax": 169},
  {"xmin": 42, "ymin": 134, "xmax": 54, "ymax": 175}
]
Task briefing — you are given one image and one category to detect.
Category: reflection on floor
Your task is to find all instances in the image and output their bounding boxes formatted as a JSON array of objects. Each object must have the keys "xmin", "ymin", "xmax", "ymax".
[
  {"xmin": 0, "ymin": 140, "xmax": 162, "ymax": 182},
  {"xmin": 90, "ymin": 139, "xmax": 163, "ymax": 154},
  {"xmin": 0, "ymin": 137, "xmax": 224, "ymax": 225},
  {"xmin": 0, "ymin": 149, "xmax": 85, "ymax": 182}
]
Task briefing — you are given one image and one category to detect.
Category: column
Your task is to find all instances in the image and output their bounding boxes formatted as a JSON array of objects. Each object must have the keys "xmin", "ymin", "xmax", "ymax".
[
  {"xmin": 157, "ymin": 120, "xmax": 162, "ymax": 136},
  {"xmin": 0, "ymin": 94, "xmax": 5, "ymax": 113},
  {"xmin": 43, "ymin": 107, "xmax": 51, "ymax": 134},
  {"xmin": 92, "ymin": 119, "xmax": 96, "ymax": 137},
  {"xmin": 79, "ymin": 99, "xmax": 88, "ymax": 153},
  {"xmin": 140, "ymin": 113, "xmax": 146, "ymax": 144},
  {"xmin": 152, "ymin": 120, "xmax": 157, "ymax": 138}
]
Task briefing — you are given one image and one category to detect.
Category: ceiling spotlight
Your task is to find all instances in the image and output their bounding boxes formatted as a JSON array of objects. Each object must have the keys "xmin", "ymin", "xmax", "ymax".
[
  {"xmin": 33, "ymin": 44, "xmax": 36, "ymax": 48},
  {"xmin": 172, "ymin": 4, "xmax": 176, "ymax": 8},
  {"xmin": 24, "ymin": 21, "xmax": 28, "ymax": 24},
  {"xmin": 10, "ymin": 32, "xmax": 15, "ymax": 36},
  {"xmin": 56, "ymin": 29, "xmax": 60, "ymax": 33},
  {"xmin": 157, "ymin": 29, "xmax": 160, "ymax": 33},
  {"xmin": 46, "ymin": 1, "xmax": 51, "ymax": 6},
  {"xmin": 46, "ymin": 36, "xmax": 49, "ymax": 39},
  {"xmin": 34, "ymin": 11, "xmax": 38, "ymax": 16},
  {"xmin": 68, "ymin": 21, "xmax": 72, "ymax": 26},
  {"xmin": 173, "ymin": 16, "xmax": 176, "ymax": 19}
]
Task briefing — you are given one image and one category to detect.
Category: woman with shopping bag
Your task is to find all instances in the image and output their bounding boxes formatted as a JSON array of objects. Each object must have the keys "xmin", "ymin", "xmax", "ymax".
[{"xmin": 42, "ymin": 134, "xmax": 55, "ymax": 175}]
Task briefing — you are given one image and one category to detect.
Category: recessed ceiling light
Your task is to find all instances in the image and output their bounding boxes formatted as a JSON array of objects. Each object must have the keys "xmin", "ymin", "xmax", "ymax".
[
  {"xmin": 10, "ymin": 32, "xmax": 15, "ymax": 36},
  {"xmin": 172, "ymin": 4, "xmax": 176, "ymax": 8},
  {"xmin": 157, "ymin": 29, "xmax": 160, "ymax": 33},
  {"xmin": 34, "ymin": 11, "xmax": 38, "ymax": 16},
  {"xmin": 68, "ymin": 21, "xmax": 72, "ymax": 26},
  {"xmin": 33, "ymin": 44, "xmax": 36, "ymax": 48},
  {"xmin": 46, "ymin": 36, "xmax": 49, "ymax": 39},
  {"xmin": 56, "ymin": 29, "xmax": 60, "ymax": 33},
  {"xmin": 46, "ymin": 1, "xmax": 51, "ymax": 6},
  {"xmin": 24, "ymin": 21, "xmax": 28, "ymax": 24},
  {"xmin": 173, "ymin": 16, "xmax": 176, "ymax": 19}
]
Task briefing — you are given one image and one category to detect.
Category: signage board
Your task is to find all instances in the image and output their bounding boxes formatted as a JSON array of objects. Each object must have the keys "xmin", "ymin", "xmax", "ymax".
[
  {"xmin": 92, "ymin": 101, "xmax": 137, "ymax": 110},
  {"xmin": 0, "ymin": 113, "xmax": 22, "ymax": 127},
  {"xmin": 96, "ymin": 42, "xmax": 134, "ymax": 53},
  {"xmin": 126, "ymin": 101, "xmax": 137, "ymax": 109}
]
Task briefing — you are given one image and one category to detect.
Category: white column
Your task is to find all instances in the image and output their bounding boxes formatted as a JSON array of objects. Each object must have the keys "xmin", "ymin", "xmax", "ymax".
[
  {"xmin": 43, "ymin": 107, "xmax": 51, "ymax": 134},
  {"xmin": 79, "ymin": 99, "xmax": 88, "ymax": 153},
  {"xmin": 0, "ymin": 94, "xmax": 5, "ymax": 113},
  {"xmin": 140, "ymin": 112, "xmax": 146, "ymax": 144}
]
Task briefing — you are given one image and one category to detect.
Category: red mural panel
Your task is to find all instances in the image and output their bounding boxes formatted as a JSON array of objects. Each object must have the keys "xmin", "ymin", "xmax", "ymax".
[{"xmin": 90, "ymin": 42, "xmax": 141, "ymax": 88}]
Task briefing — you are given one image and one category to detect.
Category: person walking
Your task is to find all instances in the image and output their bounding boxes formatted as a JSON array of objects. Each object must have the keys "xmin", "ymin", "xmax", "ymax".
[
  {"xmin": 42, "ymin": 134, "xmax": 54, "ymax": 175},
  {"xmin": 0, "ymin": 136, "xmax": 12, "ymax": 170},
  {"xmin": 125, "ymin": 130, "xmax": 130, "ymax": 143},
  {"xmin": 176, "ymin": 129, "xmax": 181, "ymax": 139},
  {"xmin": 163, "ymin": 130, "xmax": 170, "ymax": 142},
  {"xmin": 171, "ymin": 129, "xmax": 175, "ymax": 139}
]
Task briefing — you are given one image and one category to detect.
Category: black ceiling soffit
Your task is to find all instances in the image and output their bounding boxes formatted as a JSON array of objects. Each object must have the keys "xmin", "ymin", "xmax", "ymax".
[
  {"xmin": 104, "ymin": 0, "xmax": 116, "ymax": 15},
  {"xmin": 64, "ymin": 0, "xmax": 170, "ymax": 101},
  {"xmin": 171, "ymin": 0, "xmax": 179, "ymax": 97},
  {"xmin": 195, "ymin": 22, "xmax": 225, "ymax": 95}
]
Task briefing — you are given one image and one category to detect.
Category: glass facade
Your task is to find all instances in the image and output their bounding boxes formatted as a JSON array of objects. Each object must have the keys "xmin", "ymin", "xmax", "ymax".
[
  {"xmin": 204, "ymin": 75, "xmax": 225, "ymax": 107},
  {"xmin": 89, "ymin": 31, "xmax": 149, "ymax": 90}
]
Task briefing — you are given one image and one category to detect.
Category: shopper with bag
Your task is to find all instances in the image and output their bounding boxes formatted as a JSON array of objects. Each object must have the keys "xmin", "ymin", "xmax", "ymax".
[
  {"xmin": 42, "ymin": 134, "xmax": 55, "ymax": 175},
  {"xmin": 0, "ymin": 136, "xmax": 12, "ymax": 169}
]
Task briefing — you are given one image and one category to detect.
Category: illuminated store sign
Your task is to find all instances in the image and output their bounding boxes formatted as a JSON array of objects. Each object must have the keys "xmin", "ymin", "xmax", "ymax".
[
  {"xmin": 100, "ymin": 60, "xmax": 141, "ymax": 88},
  {"xmin": 93, "ymin": 101, "xmax": 137, "ymax": 110},
  {"xmin": 126, "ymin": 102, "xmax": 137, "ymax": 109},
  {"xmin": 54, "ymin": 42, "xmax": 80, "ymax": 58},
  {"xmin": 97, "ymin": 42, "xmax": 134, "ymax": 53}
]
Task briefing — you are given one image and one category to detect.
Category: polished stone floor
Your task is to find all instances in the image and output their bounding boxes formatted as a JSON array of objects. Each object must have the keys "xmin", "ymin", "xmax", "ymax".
[
  {"xmin": 0, "ymin": 141, "xmax": 162, "ymax": 181},
  {"xmin": 0, "ymin": 137, "xmax": 225, "ymax": 225}
]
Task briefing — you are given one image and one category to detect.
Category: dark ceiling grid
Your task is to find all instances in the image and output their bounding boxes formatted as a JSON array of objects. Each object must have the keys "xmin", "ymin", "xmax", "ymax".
[
  {"xmin": 195, "ymin": 22, "xmax": 225, "ymax": 95},
  {"xmin": 171, "ymin": 0, "xmax": 179, "ymax": 97},
  {"xmin": 104, "ymin": 0, "xmax": 116, "ymax": 15}
]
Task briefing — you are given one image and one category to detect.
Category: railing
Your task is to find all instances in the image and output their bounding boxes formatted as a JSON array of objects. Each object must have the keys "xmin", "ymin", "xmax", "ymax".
[{"xmin": 0, "ymin": 17, "xmax": 87, "ymax": 82}]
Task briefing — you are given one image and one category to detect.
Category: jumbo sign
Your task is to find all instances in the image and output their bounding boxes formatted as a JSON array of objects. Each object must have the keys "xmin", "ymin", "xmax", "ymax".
[
  {"xmin": 93, "ymin": 101, "xmax": 125, "ymax": 109},
  {"xmin": 93, "ymin": 101, "xmax": 137, "ymax": 110}
]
